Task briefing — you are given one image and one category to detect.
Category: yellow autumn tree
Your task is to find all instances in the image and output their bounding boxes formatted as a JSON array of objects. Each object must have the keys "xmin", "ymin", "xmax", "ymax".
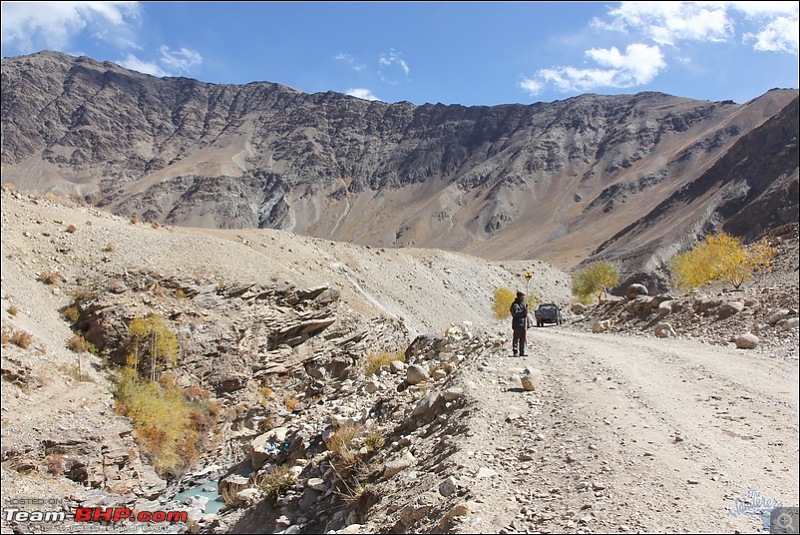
[
  {"xmin": 492, "ymin": 286, "xmax": 537, "ymax": 319},
  {"xmin": 492, "ymin": 287, "xmax": 516, "ymax": 320},
  {"xmin": 128, "ymin": 314, "xmax": 179, "ymax": 382},
  {"xmin": 671, "ymin": 233, "xmax": 775, "ymax": 291}
]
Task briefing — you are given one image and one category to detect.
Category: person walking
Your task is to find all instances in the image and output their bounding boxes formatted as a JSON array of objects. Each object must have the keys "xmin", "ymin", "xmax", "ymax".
[{"xmin": 510, "ymin": 291, "xmax": 528, "ymax": 356}]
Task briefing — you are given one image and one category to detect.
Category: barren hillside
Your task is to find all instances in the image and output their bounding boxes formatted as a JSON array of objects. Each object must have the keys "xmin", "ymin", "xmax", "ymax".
[
  {"xmin": 2, "ymin": 51, "xmax": 798, "ymax": 277},
  {"xmin": 1, "ymin": 189, "xmax": 797, "ymax": 534}
]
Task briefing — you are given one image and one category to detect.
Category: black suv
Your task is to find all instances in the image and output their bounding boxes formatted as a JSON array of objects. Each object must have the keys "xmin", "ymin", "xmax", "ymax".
[{"xmin": 534, "ymin": 303, "xmax": 563, "ymax": 327}]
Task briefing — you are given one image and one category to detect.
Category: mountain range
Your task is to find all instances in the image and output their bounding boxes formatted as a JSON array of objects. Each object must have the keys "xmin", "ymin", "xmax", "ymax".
[{"xmin": 2, "ymin": 50, "xmax": 798, "ymax": 279}]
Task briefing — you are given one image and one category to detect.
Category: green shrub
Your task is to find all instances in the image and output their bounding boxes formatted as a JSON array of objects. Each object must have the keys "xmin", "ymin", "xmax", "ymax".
[
  {"xmin": 67, "ymin": 334, "xmax": 98, "ymax": 356},
  {"xmin": 572, "ymin": 261, "xmax": 619, "ymax": 304}
]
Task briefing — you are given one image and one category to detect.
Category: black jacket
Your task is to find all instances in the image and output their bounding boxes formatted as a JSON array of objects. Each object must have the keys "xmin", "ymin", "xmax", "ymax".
[{"xmin": 510, "ymin": 301, "xmax": 528, "ymax": 329}]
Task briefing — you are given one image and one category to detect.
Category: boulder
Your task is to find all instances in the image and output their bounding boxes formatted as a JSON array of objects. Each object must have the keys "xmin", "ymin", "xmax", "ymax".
[
  {"xmin": 735, "ymin": 333, "xmax": 759, "ymax": 349},
  {"xmin": 768, "ymin": 309, "xmax": 792, "ymax": 324},
  {"xmin": 520, "ymin": 368, "xmax": 542, "ymax": 391},
  {"xmin": 626, "ymin": 283, "xmax": 648, "ymax": 299},
  {"xmin": 718, "ymin": 301, "xmax": 745, "ymax": 319},
  {"xmin": 406, "ymin": 364, "xmax": 429, "ymax": 385}
]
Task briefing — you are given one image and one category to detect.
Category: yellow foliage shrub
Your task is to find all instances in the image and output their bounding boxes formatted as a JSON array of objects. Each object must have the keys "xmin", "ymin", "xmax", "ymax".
[
  {"xmin": 671, "ymin": 233, "xmax": 776, "ymax": 291},
  {"xmin": 115, "ymin": 370, "xmax": 215, "ymax": 478},
  {"xmin": 492, "ymin": 287, "xmax": 515, "ymax": 319}
]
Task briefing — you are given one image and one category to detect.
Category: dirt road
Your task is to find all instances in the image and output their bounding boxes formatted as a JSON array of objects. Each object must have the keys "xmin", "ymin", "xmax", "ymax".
[{"xmin": 451, "ymin": 326, "xmax": 799, "ymax": 533}]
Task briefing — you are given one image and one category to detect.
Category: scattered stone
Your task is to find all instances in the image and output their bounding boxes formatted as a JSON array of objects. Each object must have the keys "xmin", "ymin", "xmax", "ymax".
[
  {"xmin": 781, "ymin": 317, "xmax": 799, "ymax": 330},
  {"xmin": 718, "ymin": 301, "xmax": 745, "ymax": 318},
  {"xmin": 768, "ymin": 309, "xmax": 792, "ymax": 324},
  {"xmin": 437, "ymin": 501, "xmax": 475, "ymax": 530},
  {"xmin": 475, "ymin": 467, "xmax": 497, "ymax": 478},
  {"xmin": 735, "ymin": 333, "xmax": 759, "ymax": 349},
  {"xmin": 364, "ymin": 379, "xmax": 381, "ymax": 393},
  {"xmin": 438, "ymin": 476, "xmax": 459, "ymax": 497},
  {"xmin": 407, "ymin": 364, "xmax": 430, "ymax": 385},
  {"xmin": 234, "ymin": 488, "xmax": 260, "ymax": 505},
  {"xmin": 384, "ymin": 451, "xmax": 415, "ymax": 478},
  {"xmin": 654, "ymin": 322, "xmax": 676, "ymax": 338},
  {"xmin": 335, "ymin": 525, "xmax": 364, "ymax": 534},
  {"xmin": 520, "ymin": 368, "xmax": 542, "ymax": 391},
  {"xmin": 443, "ymin": 387, "xmax": 464, "ymax": 401},
  {"xmin": 307, "ymin": 477, "xmax": 326, "ymax": 491},
  {"xmin": 627, "ymin": 284, "xmax": 648, "ymax": 299}
]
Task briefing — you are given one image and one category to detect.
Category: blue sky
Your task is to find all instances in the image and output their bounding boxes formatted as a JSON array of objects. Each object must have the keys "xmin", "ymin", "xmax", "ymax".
[{"xmin": 1, "ymin": 1, "xmax": 798, "ymax": 106}]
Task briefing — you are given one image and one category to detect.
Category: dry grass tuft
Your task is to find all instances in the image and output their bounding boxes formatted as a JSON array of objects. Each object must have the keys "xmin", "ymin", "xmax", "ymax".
[
  {"xmin": 363, "ymin": 349, "xmax": 405, "ymax": 376},
  {"xmin": 38, "ymin": 269, "xmax": 62, "ymax": 285},
  {"xmin": 10, "ymin": 330, "xmax": 32, "ymax": 348},
  {"xmin": 252, "ymin": 465, "xmax": 296, "ymax": 504}
]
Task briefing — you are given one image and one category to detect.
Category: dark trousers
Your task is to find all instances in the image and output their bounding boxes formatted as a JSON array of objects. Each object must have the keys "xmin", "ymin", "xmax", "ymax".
[{"xmin": 512, "ymin": 326, "xmax": 526, "ymax": 355}]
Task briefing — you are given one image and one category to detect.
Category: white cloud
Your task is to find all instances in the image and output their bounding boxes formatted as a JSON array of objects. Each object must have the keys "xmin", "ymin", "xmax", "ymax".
[
  {"xmin": 159, "ymin": 46, "xmax": 203, "ymax": 73},
  {"xmin": 597, "ymin": 1, "xmax": 798, "ymax": 54},
  {"xmin": 518, "ymin": 77, "xmax": 544, "ymax": 95},
  {"xmin": 379, "ymin": 49, "xmax": 411, "ymax": 82},
  {"xmin": 728, "ymin": 1, "xmax": 798, "ymax": 18},
  {"xmin": 538, "ymin": 66, "xmax": 618, "ymax": 93},
  {"xmin": 522, "ymin": 43, "xmax": 666, "ymax": 95},
  {"xmin": 1, "ymin": 1, "xmax": 140, "ymax": 53},
  {"xmin": 586, "ymin": 43, "xmax": 666, "ymax": 84},
  {"xmin": 598, "ymin": 2, "xmax": 733, "ymax": 46},
  {"xmin": 335, "ymin": 52, "xmax": 366, "ymax": 71},
  {"xmin": 744, "ymin": 14, "xmax": 799, "ymax": 54},
  {"xmin": 523, "ymin": 1, "xmax": 797, "ymax": 98},
  {"xmin": 118, "ymin": 53, "xmax": 168, "ymax": 77},
  {"xmin": 346, "ymin": 88, "xmax": 382, "ymax": 101},
  {"xmin": 336, "ymin": 50, "xmax": 409, "ymax": 89},
  {"xmin": 118, "ymin": 48, "xmax": 202, "ymax": 77}
]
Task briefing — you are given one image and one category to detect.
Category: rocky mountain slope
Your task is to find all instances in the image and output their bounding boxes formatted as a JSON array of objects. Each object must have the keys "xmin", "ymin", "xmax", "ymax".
[
  {"xmin": 1, "ymin": 189, "xmax": 797, "ymax": 534},
  {"xmin": 2, "ymin": 51, "xmax": 798, "ymax": 276}
]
